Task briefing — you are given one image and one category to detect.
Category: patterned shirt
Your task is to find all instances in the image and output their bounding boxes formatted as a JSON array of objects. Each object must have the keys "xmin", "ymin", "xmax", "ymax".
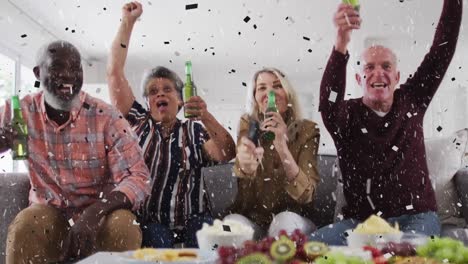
[
  {"xmin": 0, "ymin": 91, "xmax": 151, "ymax": 218},
  {"xmin": 127, "ymin": 101, "xmax": 213, "ymax": 229}
]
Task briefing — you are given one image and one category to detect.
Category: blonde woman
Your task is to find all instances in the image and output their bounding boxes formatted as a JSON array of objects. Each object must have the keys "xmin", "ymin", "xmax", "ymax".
[{"xmin": 225, "ymin": 68, "xmax": 320, "ymax": 239}]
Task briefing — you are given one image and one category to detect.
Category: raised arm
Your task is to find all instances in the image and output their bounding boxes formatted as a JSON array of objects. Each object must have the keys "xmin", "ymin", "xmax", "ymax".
[
  {"xmin": 401, "ymin": 0, "xmax": 462, "ymax": 105},
  {"xmin": 106, "ymin": 1, "xmax": 142, "ymax": 116},
  {"xmin": 319, "ymin": 4, "xmax": 360, "ymax": 135}
]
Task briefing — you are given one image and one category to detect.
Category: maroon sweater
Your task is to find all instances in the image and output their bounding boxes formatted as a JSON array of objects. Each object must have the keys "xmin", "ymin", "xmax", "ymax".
[{"xmin": 319, "ymin": 0, "xmax": 462, "ymax": 220}]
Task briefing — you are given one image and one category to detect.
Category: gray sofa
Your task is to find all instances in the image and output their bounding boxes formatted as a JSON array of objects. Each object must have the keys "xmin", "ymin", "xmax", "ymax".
[{"xmin": 1, "ymin": 155, "xmax": 467, "ymax": 263}]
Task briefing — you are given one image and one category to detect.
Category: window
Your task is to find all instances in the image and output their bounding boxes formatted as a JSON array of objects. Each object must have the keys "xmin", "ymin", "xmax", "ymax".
[
  {"xmin": 0, "ymin": 53, "xmax": 16, "ymax": 173},
  {"xmin": 0, "ymin": 53, "xmax": 32, "ymax": 173}
]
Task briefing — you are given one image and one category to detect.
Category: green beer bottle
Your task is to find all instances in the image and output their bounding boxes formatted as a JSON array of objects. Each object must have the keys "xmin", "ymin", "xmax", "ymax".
[
  {"xmin": 263, "ymin": 90, "xmax": 278, "ymax": 141},
  {"xmin": 183, "ymin": 61, "xmax": 197, "ymax": 118},
  {"xmin": 11, "ymin": 95, "xmax": 28, "ymax": 160},
  {"xmin": 343, "ymin": 0, "xmax": 360, "ymax": 11}
]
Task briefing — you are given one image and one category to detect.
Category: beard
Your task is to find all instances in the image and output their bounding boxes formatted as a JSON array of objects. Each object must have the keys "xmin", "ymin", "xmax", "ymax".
[{"xmin": 44, "ymin": 89, "xmax": 80, "ymax": 111}]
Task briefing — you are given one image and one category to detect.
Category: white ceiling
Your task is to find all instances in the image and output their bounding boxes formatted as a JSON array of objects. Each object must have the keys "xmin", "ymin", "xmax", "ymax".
[{"xmin": 0, "ymin": 0, "xmax": 467, "ymax": 106}]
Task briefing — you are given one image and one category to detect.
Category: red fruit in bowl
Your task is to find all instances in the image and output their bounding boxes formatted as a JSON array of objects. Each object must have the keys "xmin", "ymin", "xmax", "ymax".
[
  {"xmin": 279, "ymin": 230, "xmax": 289, "ymax": 237},
  {"xmin": 363, "ymin": 245, "xmax": 383, "ymax": 258}
]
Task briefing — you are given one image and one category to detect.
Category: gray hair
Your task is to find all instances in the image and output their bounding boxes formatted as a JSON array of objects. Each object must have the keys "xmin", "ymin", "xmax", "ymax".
[{"xmin": 140, "ymin": 66, "xmax": 183, "ymax": 98}]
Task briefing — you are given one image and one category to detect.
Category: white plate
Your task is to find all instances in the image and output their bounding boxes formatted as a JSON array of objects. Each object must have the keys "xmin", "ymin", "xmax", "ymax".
[{"xmin": 118, "ymin": 249, "xmax": 218, "ymax": 264}]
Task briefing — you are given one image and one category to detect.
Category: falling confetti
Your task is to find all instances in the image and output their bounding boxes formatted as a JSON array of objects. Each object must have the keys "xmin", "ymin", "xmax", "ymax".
[
  {"xmin": 243, "ymin": 16, "xmax": 251, "ymax": 23},
  {"xmin": 392, "ymin": 146, "xmax": 399, "ymax": 152},
  {"xmin": 437, "ymin": 126, "xmax": 443, "ymax": 132},
  {"xmin": 328, "ymin": 91, "xmax": 338, "ymax": 102},
  {"xmin": 222, "ymin": 225, "xmax": 231, "ymax": 232},
  {"xmin": 185, "ymin": 3, "xmax": 198, "ymax": 10},
  {"xmin": 120, "ymin": 43, "xmax": 127, "ymax": 48},
  {"xmin": 20, "ymin": 34, "xmax": 27, "ymax": 38},
  {"xmin": 303, "ymin": 36, "xmax": 310, "ymax": 41}
]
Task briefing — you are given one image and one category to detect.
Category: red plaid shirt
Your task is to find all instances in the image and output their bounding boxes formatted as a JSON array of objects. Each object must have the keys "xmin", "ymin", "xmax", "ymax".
[{"xmin": 0, "ymin": 91, "xmax": 150, "ymax": 217}]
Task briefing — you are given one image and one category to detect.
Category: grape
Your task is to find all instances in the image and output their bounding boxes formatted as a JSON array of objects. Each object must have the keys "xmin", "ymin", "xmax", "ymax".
[{"xmin": 416, "ymin": 237, "xmax": 468, "ymax": 264}]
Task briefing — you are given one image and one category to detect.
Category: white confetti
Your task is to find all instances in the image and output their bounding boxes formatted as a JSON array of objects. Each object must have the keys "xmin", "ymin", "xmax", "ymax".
[
  {"xmin": 331, "ymin": 192, "xmax": 336, "ymax": 201},
  {"xmin": 102, "ymin": 199, "xmax": 108, "ymax": 203},
  {"xmin": 308, "ymin": 163, "xmax": 312, "ymax": 168},
  {"xmin": 367, "ymin": 195, "xmax": 375, "ymax": 210},
  {"xmin": 270, "ymin": 145, "xmax": 275, "ymax": 150},
  {"xmin": 68, "ymin": 218, "xmax": 75, "ymax": 227},
  {"xmin": 328, "ymin": 91, "xmax": 338, "ymax": 102},
  {"xmin": 383, "ymin": 253, "xmax": 393, "ymax": 259},
  {"xmin": 366, "ymin": 178, "xmax": 371, "ymax": 194},
  {"xmin": 392, "ymin": 146, "xmax": 399, "ymax": 152},
  {"xmin": 457, "ymin": 202, "xmax": 462, "ymax": 207},
  {"xmin": 406, "ymin": 204, "xmax": 414, "ymax": 210},
  {"xmin": 361, "ymin": 128, "xmax": 368, "ymax": 134},
  {"xmin": 287, "ymin": 103, "xmax": 293, "ymax": 107},
  {"xmin": 377, "ymin": 211, "xmax": 383, "ymax": 217},
  {"xmin": 384, "ymin": 122, "xmax": 389, "ymax": 127},
  {"xmin": 406, "ymin": 112, "xmax": 412, "ymax": 118},
  {"xmin": 413, "ymin": 112, "xmax": 418, "ymax": 116},
  {"xmin": 337, "ymin": 214, "xmax": 344, "ymax": 220},
  {"xmin": 99, "ymin": 192, "xmax": 103, "ymax": 198},
  {"xmin": 132, "ymin": 220, "xmax": 140, "ymax": 226},
  {"xmin": 264, "ymin": 178, "xmax": 271, "ymax": 182}
]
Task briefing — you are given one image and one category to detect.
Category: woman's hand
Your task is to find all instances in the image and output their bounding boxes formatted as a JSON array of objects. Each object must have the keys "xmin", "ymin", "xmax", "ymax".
[
  {"xmin": 237, "ymin": 136, "xmax": 264, "ymax": 176},
  {"xmin": 261, "ymin": 112, "xmax": 288, "ymax": 150}
]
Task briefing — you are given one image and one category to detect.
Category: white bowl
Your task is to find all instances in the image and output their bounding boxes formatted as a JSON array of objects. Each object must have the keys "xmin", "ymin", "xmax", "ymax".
[
  {"xmin": 196, "ymin": 229, "xmax": 254, "ymax": 251},
  {"xmin": 346, "ymin": 229, "xmax": 403, "ymax": 248}
]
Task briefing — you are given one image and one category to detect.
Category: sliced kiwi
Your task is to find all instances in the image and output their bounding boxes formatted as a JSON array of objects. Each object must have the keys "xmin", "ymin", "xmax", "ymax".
[
  {"xmin": 270, "ymin": 236, "xmax": 297, "ymax": 262},
  {"xmin": 303, "ymin": 241, "xmax": 329, "ymax": 261},
  {"xmin": 237, "ymin": 253, "xmax": 272, "ymax": 264}
]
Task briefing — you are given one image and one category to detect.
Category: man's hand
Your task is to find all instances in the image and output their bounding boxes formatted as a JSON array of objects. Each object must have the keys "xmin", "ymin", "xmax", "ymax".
[
  {"xmin": 60, "ymin": 211, "xmax": 102, "ymax": 261},
  {"xmin": 334, "ymin": 3, "xmax": 361, "ymax": 54},
  {"xmin": 184, "ymin": 96, "xmax": 210, "ymax": 122},
  {"xmin": 0, "ymin": 124, "xmax": 16, "ymax": 151},
  {"xmin": 237, "ymin": 137, "xmax": 264, "ymax": 176},
  {"xmin": 122, "ymin": 1, "xmax": 143, "ymax": 23}
]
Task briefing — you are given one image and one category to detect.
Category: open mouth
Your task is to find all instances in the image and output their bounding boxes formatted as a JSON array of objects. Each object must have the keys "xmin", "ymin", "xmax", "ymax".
[
  {"xmin": 156, "ymin": 100, "xmax": 169, "ymax": 111},
  {"xmin": 56, "ymin": 83, "xmax": 76, "ymax": 99},
  {"xmin": 371, "ymin": 82, "xmax": 388, "ymax": 89}
]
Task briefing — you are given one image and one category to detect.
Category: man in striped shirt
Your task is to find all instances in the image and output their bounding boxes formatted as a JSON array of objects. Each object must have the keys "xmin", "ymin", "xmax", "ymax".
[
  {"xmin": 107, "ymin": 2, "xmax": 236, "ymax": 248},
  {"xmin": 1, "ymin": 41, "xmax": 151, "ymax": 263}
]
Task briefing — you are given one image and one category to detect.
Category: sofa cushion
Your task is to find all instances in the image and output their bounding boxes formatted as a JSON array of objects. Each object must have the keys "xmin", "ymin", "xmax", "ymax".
[{"xmin": 425, "ymin": 128, "xmax": 468, "ymax": 227}]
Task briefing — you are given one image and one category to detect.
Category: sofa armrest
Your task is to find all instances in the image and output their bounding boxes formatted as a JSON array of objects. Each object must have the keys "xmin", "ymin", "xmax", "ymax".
[{"xmin": 455, "ymin": 169, "xmax": 468, "ymax": 224}]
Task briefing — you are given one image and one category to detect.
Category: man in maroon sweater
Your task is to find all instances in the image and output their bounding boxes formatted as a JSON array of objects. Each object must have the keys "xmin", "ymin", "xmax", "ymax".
[{"xmin": 312, "ymin": 0, "xmax": 462, "ymax": 245}]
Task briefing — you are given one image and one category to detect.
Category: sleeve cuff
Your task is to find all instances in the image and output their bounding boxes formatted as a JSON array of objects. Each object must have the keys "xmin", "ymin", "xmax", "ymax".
[
  {"xmin": 332, "ymin": 47, "xmax": 350, "ymax": 61},
  {"xmin": 112, "ymin": 183, "xmax": 148, "ymax": 211},
  {"xmin": 285, "ymin": 170, "xmax": 313, "ymax": 203}
]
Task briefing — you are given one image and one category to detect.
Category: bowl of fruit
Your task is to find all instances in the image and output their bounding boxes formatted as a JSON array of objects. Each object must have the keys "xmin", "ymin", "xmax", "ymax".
[
  {"xmin": 196, "ymin": 219, "xmax": 255, "ymax": 251},
  {"xmin": 217, "ymin": 229, "xmax": 374, "ymax": 264},
  {"xmin": 346, "ymin": 215, "xmax": 403, "ymax": 248}
]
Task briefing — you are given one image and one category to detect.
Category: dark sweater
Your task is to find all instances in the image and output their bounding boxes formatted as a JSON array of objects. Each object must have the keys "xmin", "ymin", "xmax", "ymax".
[{"xmin": 319, "ymin": 0, "xmax": 462, "ymax": 221}]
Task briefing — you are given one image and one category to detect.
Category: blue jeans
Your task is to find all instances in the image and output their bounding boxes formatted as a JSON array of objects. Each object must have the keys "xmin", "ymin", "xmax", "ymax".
[
  {"xmin": 310, "ymin": 211, "xmax": 441, "ymax": 245},
  {"xmin": 142, "ymin": 214, "xmax": 213, "ymax": 248}
]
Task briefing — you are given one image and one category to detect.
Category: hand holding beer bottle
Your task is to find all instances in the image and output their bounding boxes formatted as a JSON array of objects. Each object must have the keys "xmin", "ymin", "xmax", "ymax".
[
  {"xmin": 11, "ymin": 95, "xmax": 28, "ymax": 160},
  {"xmin": 183, "ymin": 61, "xmax": 198, "ymax": 118},
  {"xmin": 335, "ymin": 0, "xmax": 361, "ymax": 54},
  {"xmin": 262, "ymin": 91, "xmax": 278, "ymax": 141}
]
